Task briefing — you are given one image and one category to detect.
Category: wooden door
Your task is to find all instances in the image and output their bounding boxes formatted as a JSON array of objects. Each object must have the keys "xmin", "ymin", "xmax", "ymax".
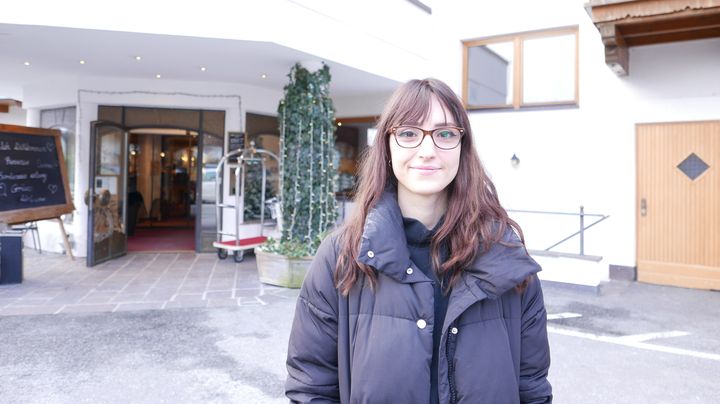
[{"xmin": 637, "ymin": 121, "xmax": 720, "ymax": 290}]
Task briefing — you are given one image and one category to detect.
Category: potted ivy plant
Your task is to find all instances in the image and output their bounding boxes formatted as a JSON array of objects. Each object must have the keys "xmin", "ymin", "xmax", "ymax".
[{"xmin": 255, "ymin": 63, "xmax": 338, "ymax": 288}]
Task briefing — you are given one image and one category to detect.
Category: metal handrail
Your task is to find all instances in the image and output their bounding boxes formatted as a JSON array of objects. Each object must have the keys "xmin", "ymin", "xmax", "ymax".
[{"xmin": 507, "ymin": 206, "xmax": 609, "ymax": 257}]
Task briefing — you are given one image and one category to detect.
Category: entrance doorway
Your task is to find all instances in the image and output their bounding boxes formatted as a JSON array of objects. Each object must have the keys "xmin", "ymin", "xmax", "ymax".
[
  {"xmin": 87, "ymin": 106, "xmax": 225, "ymax": 266},
  {"xmin": 636, "ymin": 121, "xmax": 720, "ymax": 290},
  {"xmin": 127, "ymin": 130, "xmax": 198, "ymax": 252}
]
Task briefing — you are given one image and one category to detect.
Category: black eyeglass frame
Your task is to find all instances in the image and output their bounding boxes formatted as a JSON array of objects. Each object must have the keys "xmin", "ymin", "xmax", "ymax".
[{"xmin": 390, "ymin": 126, "xmax": 465, "ymax": 150}]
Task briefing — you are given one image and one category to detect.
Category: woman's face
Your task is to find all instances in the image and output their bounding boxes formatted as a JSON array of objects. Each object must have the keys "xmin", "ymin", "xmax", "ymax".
[{"xmin": 389, "ymin": 96, "xmax": 462, "ymax": 201}]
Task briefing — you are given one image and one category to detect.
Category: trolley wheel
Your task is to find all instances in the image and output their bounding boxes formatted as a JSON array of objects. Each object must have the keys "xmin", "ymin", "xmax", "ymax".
[
  {"xmin": 233, "ymin": 250, "xmax": 244, "ymax": 263},
  {"xmin": 217, "ymin": 248, "xmax": 228, "ymax": 259}
]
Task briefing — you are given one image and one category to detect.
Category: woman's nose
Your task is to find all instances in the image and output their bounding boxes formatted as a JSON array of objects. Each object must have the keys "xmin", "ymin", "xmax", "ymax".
[{"xmin": 417, "ymin": 134, "xmax": 436, "ymax": 156}]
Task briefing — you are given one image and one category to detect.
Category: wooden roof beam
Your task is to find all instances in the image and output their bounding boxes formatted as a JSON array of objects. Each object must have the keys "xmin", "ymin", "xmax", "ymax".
[
  {"xmin": 587, "ymin": 0, "xmax": 720, "ymax": 76},
  {"xmin": 598, "ymin": 23, "xmax": 630, "ymax": 75}
]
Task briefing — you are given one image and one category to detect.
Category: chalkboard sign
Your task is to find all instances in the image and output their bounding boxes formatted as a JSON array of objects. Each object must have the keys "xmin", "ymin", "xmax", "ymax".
[
  {"xmin": 0, "ymin": 124, "xmax": 74, "ymax": 224},
  {"xmin": 227, "ymin": 131, "xmax": 245, "ymax": 165}
]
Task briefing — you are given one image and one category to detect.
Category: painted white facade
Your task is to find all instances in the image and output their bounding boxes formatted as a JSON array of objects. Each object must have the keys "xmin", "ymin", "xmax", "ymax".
[
  {"xmin": 427, "ymin": 0, "xmax": 720, "ymax": 287},
  {"xmin": 2, "ymin": 0, "xmax": 718, "ymax": 288},
  {"xmin": 0, "ymin": 105, "xmax": 27, "ymax": 126}
]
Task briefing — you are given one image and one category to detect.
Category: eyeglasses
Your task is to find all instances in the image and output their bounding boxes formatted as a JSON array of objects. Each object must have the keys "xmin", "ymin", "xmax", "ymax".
[{"xmin": 390, "ymin": 126, "xmax": 464, "ymax": 150}]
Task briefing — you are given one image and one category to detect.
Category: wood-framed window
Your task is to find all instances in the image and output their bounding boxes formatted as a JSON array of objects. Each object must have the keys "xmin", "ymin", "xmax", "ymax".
[{"xmin": 462, "ymin": 26, "xmax": 579, "ymax": 110}]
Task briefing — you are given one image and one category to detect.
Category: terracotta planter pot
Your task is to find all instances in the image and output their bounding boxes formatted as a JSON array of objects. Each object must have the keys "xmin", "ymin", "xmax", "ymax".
[{"xmin": 254, "ymin": 248, "xmax": 313, "ymax": 288}]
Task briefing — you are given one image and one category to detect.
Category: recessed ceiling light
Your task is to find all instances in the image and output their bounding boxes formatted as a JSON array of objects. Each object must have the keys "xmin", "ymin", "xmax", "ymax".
[
  {"xmin": 155, "ymin": 74, "xmax": 162, "ymax": 79},
  {"xmin": 135, "ymin": 56, "xmax": 142, "ymax": 61},
  {"xmin": 200, "ymin": 67, "xmax": 207, "ymax": 72},
  {"xmin": 79, "ymin": 60, "xmax": 86, "ymax": 65},
  {"xmin": 23, "ymin": 61, "xmax": 30, "ymax": 66},
  {"xmin": 261, "ymin": 74, "xmax": 267, "ymax": 79}
]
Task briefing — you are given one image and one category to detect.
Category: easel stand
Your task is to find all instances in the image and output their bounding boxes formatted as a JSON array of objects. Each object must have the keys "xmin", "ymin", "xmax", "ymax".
[
  {"xmin": 2, "ymin": 218, "xmax": 74, "ymax": 261},
  {"xmin": 56, "ymin": 218, "xmax": 74, "ymax": 260}
]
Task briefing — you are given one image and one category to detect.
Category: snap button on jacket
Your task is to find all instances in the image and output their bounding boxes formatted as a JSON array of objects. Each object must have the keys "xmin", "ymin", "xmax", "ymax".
[{"xmin": 286, "ymin": 192, "xmax": 553, "ymax": 404}]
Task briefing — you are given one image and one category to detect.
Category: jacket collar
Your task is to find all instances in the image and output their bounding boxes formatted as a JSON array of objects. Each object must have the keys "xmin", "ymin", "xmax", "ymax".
[
  {"xmin": 357, "ymin": 190, "xmax": 420, "ymax": 283},
  {"xmin": 356, "ymin": 189, "xmax": 541, "ymax": 293},
  {"xmin": 466, "ymin": 228, "xmax": 541, "ymax": 298}
]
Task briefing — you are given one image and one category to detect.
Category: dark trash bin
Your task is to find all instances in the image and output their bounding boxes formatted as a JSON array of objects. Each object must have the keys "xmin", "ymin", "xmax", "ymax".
[{"xmin": 0, "ymin": 232, "xmax": 24, "ymax": 284}]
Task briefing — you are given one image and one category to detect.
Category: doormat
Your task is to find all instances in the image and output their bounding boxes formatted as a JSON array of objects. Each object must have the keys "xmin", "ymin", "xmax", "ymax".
[{"xmin": 127, "ymin": 228, "xmax": 195, "ymax": 252}]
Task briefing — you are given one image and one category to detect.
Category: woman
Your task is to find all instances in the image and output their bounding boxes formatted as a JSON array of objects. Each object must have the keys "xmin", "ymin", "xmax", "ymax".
[{"xmin": 286, "ymin": 78, "xmax": 552, "ymax": 403}]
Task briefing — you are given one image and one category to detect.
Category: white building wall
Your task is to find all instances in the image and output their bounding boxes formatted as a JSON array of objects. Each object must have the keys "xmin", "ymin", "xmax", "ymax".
[
  {"xmin": 0, "ymin": 105, "xmax": 27, "ymax": 126},
  {"xmin": 429, "ymin": 0, "xmax": 720, "ymax": 286},
  {"xmin": 334, "ymin": 92, "xmax": 392, "ymax": 118}
]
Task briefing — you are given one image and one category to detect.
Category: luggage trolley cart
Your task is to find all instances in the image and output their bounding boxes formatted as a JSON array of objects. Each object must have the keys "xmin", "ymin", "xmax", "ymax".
[{"xmin": 213, "ymin": 144, "xmax": 280, "ymax": 262}]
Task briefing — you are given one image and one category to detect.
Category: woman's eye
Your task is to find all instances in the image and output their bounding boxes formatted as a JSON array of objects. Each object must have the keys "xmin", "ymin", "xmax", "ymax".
[
  {"xmin": 398, "ymin": 130, "xmax": 418, "ymax": 138},
  {"xmin": 436, "ymin": 130, "xmax": 456, "ymax": 139}
]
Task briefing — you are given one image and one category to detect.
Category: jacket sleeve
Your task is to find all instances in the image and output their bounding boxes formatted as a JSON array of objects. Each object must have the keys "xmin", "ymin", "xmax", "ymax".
[
  {"xmin": 285, "ymin": 236, "xmax": 341, "ymax": 403},
  {"xmin": 519, "ymin": 274, "xmax": 553, "ymax": 404}
]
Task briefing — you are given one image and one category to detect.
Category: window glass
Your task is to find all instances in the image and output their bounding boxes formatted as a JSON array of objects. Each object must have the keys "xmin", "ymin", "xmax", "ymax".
[
  {"xmin": 522, "ymin": 33, "xmax": 576, "ymax": 104},
  {"xmin": 467, "ymin": 41, "xmax": 514, "ymax": 107},
  {"xmin": 463, "ymin": 27, "xmax": 578, "ymax": 110}
]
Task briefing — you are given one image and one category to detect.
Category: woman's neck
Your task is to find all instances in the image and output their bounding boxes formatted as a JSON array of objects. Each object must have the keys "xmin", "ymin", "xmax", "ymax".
[{"xmin": 397, "ymin": 187, "xmax": 447, "ymax": 229}]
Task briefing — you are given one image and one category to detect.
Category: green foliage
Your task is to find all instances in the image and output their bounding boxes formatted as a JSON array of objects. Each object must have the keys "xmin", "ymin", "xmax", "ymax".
[
  {"xmin": 264, "ymin": 63, "xmax": 338, "ymax": 257},
  {"xmin": 260, "ymin": 235, "xmax": 325, "ymax": 259}
]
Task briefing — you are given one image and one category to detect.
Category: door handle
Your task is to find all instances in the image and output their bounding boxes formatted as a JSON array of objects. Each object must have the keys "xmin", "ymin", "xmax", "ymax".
[{"xmin": 640, "ymin": 198, "xmax": 647, "ymax": 217}]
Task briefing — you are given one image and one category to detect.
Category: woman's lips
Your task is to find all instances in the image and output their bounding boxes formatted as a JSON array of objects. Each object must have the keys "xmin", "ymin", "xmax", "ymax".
[{"xmin": 411, "ymin": 166, "xmax": 440, "ymax": 175}]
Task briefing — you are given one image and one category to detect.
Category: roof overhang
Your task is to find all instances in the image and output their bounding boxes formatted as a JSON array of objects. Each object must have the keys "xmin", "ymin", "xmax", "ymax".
[
  {"xmin": 586, "ymin": 0, "xmax": 720, "ymax": 75},
  {"xmin": 0, "ymin": 23, "xmax": 401, "ymax": 104}
]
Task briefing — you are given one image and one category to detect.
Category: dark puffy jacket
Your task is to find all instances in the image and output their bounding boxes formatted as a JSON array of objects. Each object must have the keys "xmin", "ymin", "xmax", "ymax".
[{"xmin": 286, "ymin": 192, "xmax": 552, "ymax": 403}]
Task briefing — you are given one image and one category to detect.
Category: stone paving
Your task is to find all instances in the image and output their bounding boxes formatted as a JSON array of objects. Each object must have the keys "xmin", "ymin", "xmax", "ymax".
[{"xmin": 0, "ymin": 249, "xmax": 298, "ymax": 316}]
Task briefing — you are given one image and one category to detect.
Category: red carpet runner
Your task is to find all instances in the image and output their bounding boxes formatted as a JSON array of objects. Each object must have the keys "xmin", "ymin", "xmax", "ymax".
[{"xmin": 127, "ymin": 228, "xmax": 195, "ymax": 252}]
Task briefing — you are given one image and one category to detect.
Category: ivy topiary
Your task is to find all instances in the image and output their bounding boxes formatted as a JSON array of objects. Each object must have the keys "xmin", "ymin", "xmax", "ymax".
[{"xmin": 264, "ymin": 63, "xmax": 338, "ymax": 257}]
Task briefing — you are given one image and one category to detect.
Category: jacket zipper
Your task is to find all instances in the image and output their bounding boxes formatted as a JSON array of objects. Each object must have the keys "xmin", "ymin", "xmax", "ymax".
[{"xmin": 445, "ymin": 323, "xmax": 458, "ymax": 404}]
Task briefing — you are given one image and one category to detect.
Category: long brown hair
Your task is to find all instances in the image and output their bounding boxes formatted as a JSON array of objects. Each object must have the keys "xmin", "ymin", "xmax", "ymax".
[{"xmin": 335, "ymin": 78, "xmax": 526, "ymax": 295}]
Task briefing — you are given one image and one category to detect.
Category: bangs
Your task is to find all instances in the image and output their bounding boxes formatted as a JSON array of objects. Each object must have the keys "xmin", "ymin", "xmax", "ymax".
[
  {"xmin": 393, "ymin": 88, "xmax": 433, "ymax": 127},
  {"xmin": 385, "ymin": 81, "xmax": 456, "ymax": 128}
]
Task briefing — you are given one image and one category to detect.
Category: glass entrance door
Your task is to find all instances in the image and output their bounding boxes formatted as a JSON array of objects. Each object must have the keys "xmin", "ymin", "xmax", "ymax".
[
  {"xmin": 87, "ymin": 121, "xmax": 128, "ymax": 266},
  {"xmin": 197, "ymin": 110, "xmax": 225, "ymax": 251}
]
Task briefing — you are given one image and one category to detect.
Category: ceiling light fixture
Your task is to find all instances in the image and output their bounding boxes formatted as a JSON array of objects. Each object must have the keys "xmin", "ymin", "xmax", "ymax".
[
  {"xmin": 23, "ymin": 61, "xmax": 30, "ymax": 66},
  {"xmin": 261, "ymin": 74, "xmax": 267, "ymax": 79},
  {"xmin": 79, "ymin": 60, "xmax": 86, "ymax": 65},
  {"xmin": 200, "ymin": 67, "xmax": 207, "ymax": 72},
  {"xmin": 155, "ymin": 74, "xmax": 162, "ymax": 79},
  {"xmin": 135, "ymin": 56, "xmax": 142, "ymax": 61}
]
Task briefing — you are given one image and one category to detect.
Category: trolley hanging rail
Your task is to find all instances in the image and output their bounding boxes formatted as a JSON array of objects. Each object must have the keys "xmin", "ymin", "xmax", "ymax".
[{"xmin": 213, "ymin": 144, "xmax": 280, "ymax": 262}]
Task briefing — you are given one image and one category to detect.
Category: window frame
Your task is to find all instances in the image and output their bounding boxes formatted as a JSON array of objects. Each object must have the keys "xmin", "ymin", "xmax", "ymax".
[{"xmin": 462, "ymin": 26, "xmax": 579, "ymax": 111}]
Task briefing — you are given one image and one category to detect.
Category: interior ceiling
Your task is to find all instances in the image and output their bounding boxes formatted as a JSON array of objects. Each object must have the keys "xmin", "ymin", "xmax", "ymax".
[
  {"xmin": 129, "ymin": 128, "xmax": 198, "ymax": 136},
  {"xmin": 0, "ymin": 23, "xmax": 400, "ymax": 100}
]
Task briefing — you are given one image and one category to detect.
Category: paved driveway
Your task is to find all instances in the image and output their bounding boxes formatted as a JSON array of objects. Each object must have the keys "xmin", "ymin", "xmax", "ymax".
[
  {"xmin": 0, "ymin": 250, "xmax": 295, "ymax": 316},
  {"xmin": 2, "ymin": 250, "xmax": 719, "ymax": 403}
]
